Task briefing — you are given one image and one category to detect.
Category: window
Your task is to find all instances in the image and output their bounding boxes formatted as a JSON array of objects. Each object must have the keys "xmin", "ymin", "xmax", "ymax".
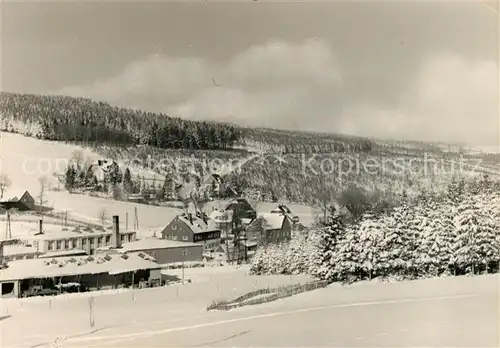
[
  {"xmin": 82, "ymin": 238, "xmax": 87, "ymax": 248},
  {"xmin": 64, "ymin": 240, "xmax": 69, "ymax": 249},
  {"xmin": 105, "ymin": 236, "xmax": 111, "ymax": 245},
  {"xmin": 56, "ymin": 240, "xmax": 62, "ymax": 250},
  {"xmin": 1, "ymin": 282, "xmax": 14, "ymax": 295},
  {"xmin": 182, "ymin": 236, "xmax": 188, "ymax": 241},
  {"xmin": 71, "ymin": 239, "xmax": 77, "ymax": 249},
  {"xmin": 121, "ymin": 235, "xmax": 125, "ymax": 242},
  {"xmin": 48, "ymin": 241, "xmax": 54, "ymax": 251},
  {"xmin": 97, "ymin": 237, "xmax": 103, "ymax": 247},
  {"xmin": 172, "ymin": 235, "xmax": 178, "ymax": 240},
  {"xmin": 89, "ymin": 238, "xmax": 94, "ymax": 246}
]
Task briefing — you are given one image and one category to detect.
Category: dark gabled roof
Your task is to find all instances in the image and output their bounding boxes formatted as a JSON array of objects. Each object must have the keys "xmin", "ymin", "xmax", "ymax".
[{"xmin": 0, "ymin": 190, "xmax": 30, "ymax": 203}]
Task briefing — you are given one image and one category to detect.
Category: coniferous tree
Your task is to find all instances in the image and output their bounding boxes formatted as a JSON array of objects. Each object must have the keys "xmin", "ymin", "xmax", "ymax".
[
  {"xmin": 65, "ymin": 165, "xmax": 76, "ymax": 191},
  {"xmin": 332, "ymin": 225, "xmax": 362, "ymax": 283},
  {"xmin": 309, "ymin": 214, "xmax": 345, "ymax": 282},
  {"xmin": 123, "ymin": 168, "xmax": 133, "ymax": 193},
  {"xmin": 472, "ymin": 193, "xmax": 500, "ymax": 274},
  {"xmin": 454, "ymin": 194, "xmax": 481, "ymax": 274},
  {"xmin": 356, "ymin": 213, "xmax": 385, "ymax": 280}
]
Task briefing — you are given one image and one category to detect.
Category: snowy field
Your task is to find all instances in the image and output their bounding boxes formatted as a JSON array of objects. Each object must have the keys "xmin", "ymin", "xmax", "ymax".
[
  {"xmin": 1, "ymin": 266, "xmax": 312, "ymax": 347},
  {"xmin": 1, "ymin": 271, "xmax": 498, "ymax": 347}
]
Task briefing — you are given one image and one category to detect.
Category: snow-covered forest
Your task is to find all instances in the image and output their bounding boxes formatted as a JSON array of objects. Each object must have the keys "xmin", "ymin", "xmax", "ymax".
[{"xmin": 250, "ymin": 176, "xmax": 500, "ymax": 283}]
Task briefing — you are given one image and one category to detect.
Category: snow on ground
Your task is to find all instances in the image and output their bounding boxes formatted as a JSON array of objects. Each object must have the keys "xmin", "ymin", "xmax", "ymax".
[
  {"xmin": 1, "ymin": 272, "xmax": 498, "ymax": 347},
  {"xmin": 1, "ymin": 266, "xmax": 312, "ymax": 347}
]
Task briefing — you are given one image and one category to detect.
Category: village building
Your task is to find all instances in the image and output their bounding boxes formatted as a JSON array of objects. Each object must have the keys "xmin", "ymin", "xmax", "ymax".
[
  {"xmin": 118, "ymin": 237, "xmax": 204, "ymax": 264},
  {"xmin": 214, "ymin": 239, "xmax": 258, "ymax": 263},
  {"xmin": 0, "ymin": 252, "xmax": 162, "ymax": 298},
  {"xmin": 202, "ymin": 174, "xmax": 227, "ymax": 196},
  {"xmin": 0, "ymin": 190, "xmax": 36, "ymax": 211},
  {"xmin": 0, "ymin": 238, "xmax": 41, "ymax": 262},
  {"xmin": 161, "ymin": 212, "xmax": 221, "ymax": 253},
  {"xmin": 224, "ymin": 198, "xmax": 257, "ymax": 220},
  {"xmin": 246, "ymin": 213, "xmax": 292, "ymax": 245},
  {"xmin": 209, "ymin": 208, "xmax": 233, "ymax": 235},
  {"xmin": 270, "ymin": 204, "xmax": 300, "ymax": 225},
  {"xmin": 21, "ymin": 217, "xmax": 137, "ymax": 256}
]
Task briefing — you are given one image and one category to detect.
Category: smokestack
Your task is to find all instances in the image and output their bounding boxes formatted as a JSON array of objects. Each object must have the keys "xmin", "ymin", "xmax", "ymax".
[
  {"xmin": 202, "ymin": 213, "xmax": 208, "ymax": 224},
  {"xmin": 188, "ymin": 213, "xmax": 193, "ymax": 225},
  {"xmin": 112, "ymin": 215, "xmax": 120, "ymax": 248},
  {"xmin": 39, "ymin": 219, "xmax": 43, "ymax": 234}
]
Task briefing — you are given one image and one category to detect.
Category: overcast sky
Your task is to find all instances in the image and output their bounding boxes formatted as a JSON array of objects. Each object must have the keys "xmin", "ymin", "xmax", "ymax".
[{"xmin": 1, "ymin": 1, "xmax": 498, "ymax": 147}]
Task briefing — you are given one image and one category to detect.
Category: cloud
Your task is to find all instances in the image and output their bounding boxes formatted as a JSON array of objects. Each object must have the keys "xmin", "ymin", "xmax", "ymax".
[
  {"xmin": 339, "ymin": 53, "xmax": 498, "ymax": 147},
  {"xmin": 54, "ymin": 38, "xmax": 342, "ymax": 129},
  {"xmin": 55, "ymin": 41, "xmax": 497, "ymax": 147}
]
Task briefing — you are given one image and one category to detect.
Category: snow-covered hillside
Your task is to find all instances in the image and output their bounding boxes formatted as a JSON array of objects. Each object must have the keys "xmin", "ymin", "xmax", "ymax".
[
  {"xmin": 0, "ymin": 132, "xmax": 317, "ymax": 236},
  {"xmin": 0, "ymin": 132, "xmax": 184, "ymax": 234}
]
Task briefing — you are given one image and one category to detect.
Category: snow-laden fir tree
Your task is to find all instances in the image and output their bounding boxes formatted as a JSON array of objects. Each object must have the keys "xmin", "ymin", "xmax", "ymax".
[
  {"xmin": 249, "ymin": 246, "xmax": 267, "ymax": 275},
  {"xmin": 417, "ymin": 201, "xmax": 456, "ymax": 277},
  {"xmin": 266, "ymin": 242, "xmax": 289, "ymax": 274},
  {"xmin": 285, "ymin": 232, "xmax": 309, "ymax": 275},
  {"xmin": 331, "ymin": 224, "xmax": 361, "ymax": 283},
  {"xmin": 453, "ymin": 194, "xmax": 481, "ymax": 274},
  {"xmin": 308, "ymin": 213, "xmax": 345, "ymax": 282},
  {"xmin": 355, "ymin": 213, "xmax": 385, "ymax": 280},
  {"xmin": 376, "ymin": 205, "xmax": 417, "ymax": 280},
  {"xmin": 471, "ymin": 193, "xmax": 500, "ymax": 274}
]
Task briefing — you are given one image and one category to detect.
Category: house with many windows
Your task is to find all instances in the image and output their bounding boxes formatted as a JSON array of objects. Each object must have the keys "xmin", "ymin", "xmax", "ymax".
[
  {"xmin": 161, "ymin": 212, "xmax": 221, "ymax": 253},
  {"xmin": 21, "ymin": 219, "xmax": 137, "ymax": 256}
]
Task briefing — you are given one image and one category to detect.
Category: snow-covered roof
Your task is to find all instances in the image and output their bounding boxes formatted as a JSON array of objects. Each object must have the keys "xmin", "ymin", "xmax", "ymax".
[
  {"xmin": 0, "ymin": 252, "xmax": 161, "ymax": 281},
  {"xmin": 24, "ymin": 227, "xmax": 134, "ymax": 241},
  {"xmin": 241, "ymin": 218, "xmax": 253, "ymax": 225},
  {"xmin": 3, "ymin": 244, "xmax": 39, "ymax": 256},
  {"xmin": 209, "ymin": 209, "xmax": 232, "ymax": 222},
  {"xmin": 120, "ymin": 238, "xmax": 200, "ymax": 252},
  {"xmin": 257, "ymin": 213, "xmax": 286, "ymax": 230},
  {"xmin": 38, "ymin": 249, "xmax": 87, "ymax": 258},
  {"xmin": 178, "ymin": 215, "xmax": 219, "ymax": 234}
]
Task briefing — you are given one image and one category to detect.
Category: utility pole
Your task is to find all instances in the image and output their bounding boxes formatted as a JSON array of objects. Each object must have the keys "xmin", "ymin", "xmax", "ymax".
[
  {"xmin": 5, "ymin": 210, "xmax": 11, "ymax": 239},
  {"xmin": 181, "ymin": 249, "xmax": 188, "ymax": 283},
  {"xmin": 134, "ymin": 206, "xmax": 139, "ymax": 230}
]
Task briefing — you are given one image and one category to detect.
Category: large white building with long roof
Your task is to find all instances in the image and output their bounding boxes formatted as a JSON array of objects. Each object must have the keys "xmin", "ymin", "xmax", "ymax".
[{"xmin": 20, "ymin": 219, "xmax": 137, "ymax": 255}]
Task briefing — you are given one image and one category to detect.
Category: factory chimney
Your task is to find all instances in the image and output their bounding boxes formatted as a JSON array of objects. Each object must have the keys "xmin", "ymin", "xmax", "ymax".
[
  {"xmin": 111, "ymin": 215, "xmax": 120, "ymax": 248},
  {"xmin": 0, "ymin": 242, "xmax": 4, "ymax": 269}
]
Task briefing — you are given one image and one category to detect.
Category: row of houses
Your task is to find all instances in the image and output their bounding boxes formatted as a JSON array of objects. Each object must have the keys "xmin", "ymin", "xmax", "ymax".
[
  {"xmin": 2, "ymin": 198, "xmax": 298, "ymax": 264},
  {"xmin": 0, "ymin": 194, "xmax": 299, "ymax": 298}
]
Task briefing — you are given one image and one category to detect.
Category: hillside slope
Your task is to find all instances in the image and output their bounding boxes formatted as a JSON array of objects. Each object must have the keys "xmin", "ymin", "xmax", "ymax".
[
  {"xmin": 0, "ymin": 132, "xmax": 184, "ymax": 234},
  {"xmin": 2, "ymin": 91, "xmax": 500, "ymax": 214}
]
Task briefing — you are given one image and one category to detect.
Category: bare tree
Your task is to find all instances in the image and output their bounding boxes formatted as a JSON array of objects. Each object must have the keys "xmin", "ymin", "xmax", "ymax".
[
  {"xmin": 191, "ymin": 190, "xmax": 209, "ymax": 213},
  {"xmin": 0, "ymin": 173, "xmax": 12, "ymax": 200},
  {"xmin": 70, "ymin": 150, "xmax": 85, "ymax": 168},
  {"xmin": 38, "ymin": 175, "xmax": 49, "ymax": 216},
  {"xmin": 98, "ymin": 208, "xmax": 109, "ymax": 226},
  {"xmin": 312, "ymin": 178, "xmax": 337, "ymax": 225}
]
